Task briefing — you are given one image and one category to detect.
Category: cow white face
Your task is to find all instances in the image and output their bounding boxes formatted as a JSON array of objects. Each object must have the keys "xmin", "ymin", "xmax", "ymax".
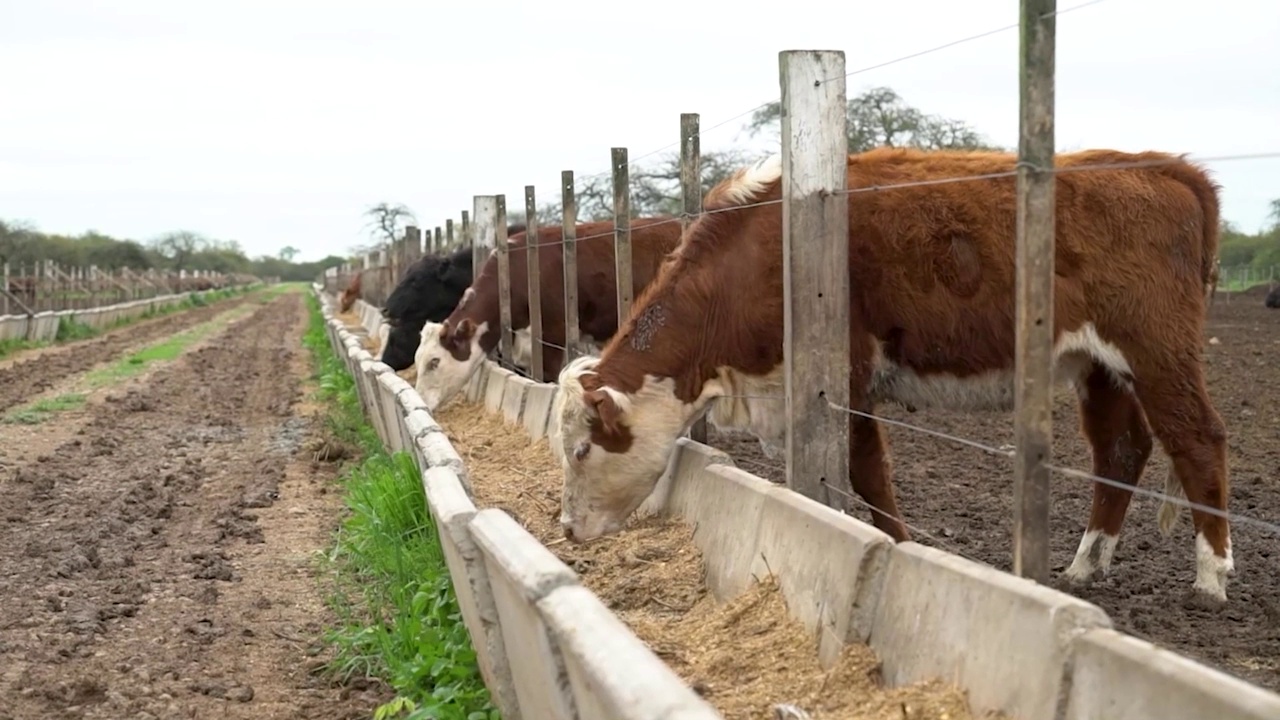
[
  {"xmin": 414, "ymin": 318, "xmax": 487, "ymax": 411},
  {"xmin": 550, "ymin": 356, "xmax": 706, "ymax": 543}
]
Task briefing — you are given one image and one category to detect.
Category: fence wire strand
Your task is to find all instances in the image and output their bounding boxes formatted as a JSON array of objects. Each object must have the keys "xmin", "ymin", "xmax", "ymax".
[{"xmin": 506, "ymin": 149, "xmax": 1280, "ymax": 252}]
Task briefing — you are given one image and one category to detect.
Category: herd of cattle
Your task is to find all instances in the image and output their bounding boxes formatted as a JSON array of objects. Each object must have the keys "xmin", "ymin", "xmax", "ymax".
[{"xmin": 338, "ymin": 146, "xmax": 1277, "ymax": 605}]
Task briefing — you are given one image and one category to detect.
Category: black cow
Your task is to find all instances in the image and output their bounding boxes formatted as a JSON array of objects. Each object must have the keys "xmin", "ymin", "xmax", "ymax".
[{"xmin": 1266, "ymin": 284, "xmax": 1280, "ymax": 309}]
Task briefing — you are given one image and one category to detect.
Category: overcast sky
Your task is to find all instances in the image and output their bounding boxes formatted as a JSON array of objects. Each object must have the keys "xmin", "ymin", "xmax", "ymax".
[{"xmin": 2, "ymin": 0, "xmax": 1277, "ymax": 263}]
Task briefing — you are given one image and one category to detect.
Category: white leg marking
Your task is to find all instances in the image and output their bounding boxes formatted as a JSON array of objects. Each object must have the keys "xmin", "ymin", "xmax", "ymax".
[
  {"xmin": 1064, "ymin": 530, "xmax": 1119, "ymax": 582},
  {"xmin": 1064, "ymin": 529, "xmax": 1101, "ymax": 582},
  {"xmin": 1194, "ymin": 532, "xmax": 1230, "ymax": 601},
  {"xmin": 1157, "ymin": 465, "xmax": 1185, "ymax": 537},
  {"xmin": 1096, "ymin": 534, "xmax": 1119, "ymax": 574}
]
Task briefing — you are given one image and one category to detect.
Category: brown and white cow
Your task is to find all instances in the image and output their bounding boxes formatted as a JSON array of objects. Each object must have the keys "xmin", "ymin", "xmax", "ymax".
[
  {"xmin": 551, "ymin": 147, "xmax": 1233, "ymax": 601},
  {"xmin": 339, "ymin": 272, "xmax": 362, "ymax": 313},
  {"xmin": 413, "ymin": 218, "xmax": 685, "ymax": 410}
]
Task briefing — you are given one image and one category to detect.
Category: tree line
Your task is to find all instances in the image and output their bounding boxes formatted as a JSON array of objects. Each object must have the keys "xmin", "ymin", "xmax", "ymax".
[{"xmin": 0, "ymin": 222, "xmax": 346, "ymax": 283}]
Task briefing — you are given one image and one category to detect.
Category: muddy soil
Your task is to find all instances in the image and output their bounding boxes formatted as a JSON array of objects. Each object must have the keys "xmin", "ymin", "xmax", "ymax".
[
  {"xmin": 0, "ymin": 294, "xmax": 255, "ymax": 413},
  {"xmin": 709, "ymin": 294, "xmax": 1280, "ymax": 691},
  {"xmin": 0, "ymin": 292, "xmax": 384, "ymax": 720}
]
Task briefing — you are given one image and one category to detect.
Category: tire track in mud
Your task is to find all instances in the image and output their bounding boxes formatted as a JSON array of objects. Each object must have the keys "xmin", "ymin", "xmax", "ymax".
[
  {"xmin": 0, "ymin": 292, "xmax": 380, "ymax": 720},
  {"xmin": 0, "ymin": 293, "xmax": 256, "ymax": 414}
]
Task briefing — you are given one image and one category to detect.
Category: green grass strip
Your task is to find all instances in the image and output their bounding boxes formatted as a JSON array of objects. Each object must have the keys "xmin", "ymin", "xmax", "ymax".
[
  {"xmin": 81, "ymin": 302, "xmax": 259, "ymax": 388},
  {"xmin": 2, "ymin": 393, "xmax": 87, "ymax": 425},
  {"xmin": 302, "ymin": 293, "xmax": 498, "ymax": 720},
  {"xmin": 2, "ymin": 294, "xmax": 265, "ymax": 426}
]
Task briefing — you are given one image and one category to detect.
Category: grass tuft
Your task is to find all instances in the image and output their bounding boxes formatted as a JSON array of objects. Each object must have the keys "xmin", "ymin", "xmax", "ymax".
[
  {"xmin": 302, "ymin": 293, "xmax": 498, "ymax": 720},
  {"xmin": 2, "ymin": 393, "xmax": 87, "ymax": 425}
]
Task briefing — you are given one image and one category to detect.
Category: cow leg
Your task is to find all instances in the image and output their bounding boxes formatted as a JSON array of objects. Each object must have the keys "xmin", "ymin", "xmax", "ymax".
[
  {"xmin": 1132, "ymin": 354, "xmax": 1232, "ymax": 600},
  {"xmin": 848, "ymin": 414, "xmax": 910, "ymax": 542},
  {"xmin": 1063, "ymin": 365, "xmax": 1153, "ymax": 584}
]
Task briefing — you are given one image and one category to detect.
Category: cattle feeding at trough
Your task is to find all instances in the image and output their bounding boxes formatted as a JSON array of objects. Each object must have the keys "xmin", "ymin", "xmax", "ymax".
[
  {"xmin": 414, "ymin": 217, "xmax": 685, "ymax": 411},
  {"xmin": 379, "ymin": 245, "xmax": 476, "ymax": 371},
  {"xmin": 339, "ymin": 272, "xmax": 362, "ymax": 313},
  {"xmin": 377, "ymin": 224, "xmax": 528, "ymax": 370},
  {"xmin": 550, "ymin": 146, "xmax": 1234, "ymax": 602}
]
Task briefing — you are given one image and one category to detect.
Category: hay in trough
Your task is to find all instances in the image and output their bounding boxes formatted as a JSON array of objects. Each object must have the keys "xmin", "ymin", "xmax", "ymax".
[{"xmin": 436, "ymin": 396, "xmax": 996, "ymax": 720}]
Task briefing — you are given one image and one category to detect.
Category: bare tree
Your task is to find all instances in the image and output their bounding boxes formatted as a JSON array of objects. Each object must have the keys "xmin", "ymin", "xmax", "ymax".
[
  {"xmin": 524, "ymin": 148, "xmax": 763, "ymax": 224},
  {"xmin": 150, "ymin": 230, "xmax": 209, "ymax": 272},
  {"xmin": 747, "ymin": 86, "xmax": 1001, "ymax": 153},
  {"xmin": 359, "ymin": 202, "xmax": 417, "ymax": 253}
]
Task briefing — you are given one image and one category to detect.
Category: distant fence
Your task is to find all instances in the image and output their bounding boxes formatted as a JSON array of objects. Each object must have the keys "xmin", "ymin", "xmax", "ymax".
[
  {"xmin": 1, "ymin": 261, "xmax": 257, "ymax": 316},
  {"xmin": 320, "ymin": 287, "xmax": 1280, "ymax": 720},
  {"xmin": 0, "ymin": 276, "xmax": 260, "ymax": 344},
  {"xmin": 1216, "ymin": 264, "xmax": 1277, "ymax": 295}
]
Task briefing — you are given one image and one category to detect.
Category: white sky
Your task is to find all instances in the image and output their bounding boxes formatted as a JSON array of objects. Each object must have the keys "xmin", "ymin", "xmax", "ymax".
[{"xmin": 1, "ymin": 0, "xmax": 1277, "ymax": 263}]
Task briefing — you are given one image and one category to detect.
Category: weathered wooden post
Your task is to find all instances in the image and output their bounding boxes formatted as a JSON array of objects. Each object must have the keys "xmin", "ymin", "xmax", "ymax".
[
  {"xmin": 681, "ymin": 112, "xmax": 708, "ymax": 444},
  {"xmin": 611, "ymin": 148, "xmax": 633, "ymax": 324},
  {"xmin": 1013, "ymin": 0, "xmax": 1058, "ymax": 584},
  {"xmin": 779, "ymin": 49, "xmax": 852, "ymax": 509},
  {"xmin": 525, "ymin": 185, "xmax": 545, "ymax": 381},
  {"xmin": 561, "ymin": 171, "xmax": 580, "ymax": 362}
]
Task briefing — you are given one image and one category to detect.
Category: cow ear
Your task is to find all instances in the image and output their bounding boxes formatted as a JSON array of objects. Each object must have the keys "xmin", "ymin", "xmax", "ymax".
[
  {"xmin": 441, "ymin": 318, "xmax": 474, "ymax": 352},
  {"xmin": 455, "ymin": 318, "xmax": 475, "ymax": 342},
  {"xmin": 584, "ymin": 389, "xmax": 624, "ymax": 435}
]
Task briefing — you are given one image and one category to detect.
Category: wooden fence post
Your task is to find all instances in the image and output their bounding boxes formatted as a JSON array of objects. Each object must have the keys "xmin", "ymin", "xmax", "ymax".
[
  {"xmin": 611, "ymin": 147, "xmax": 633, "ymax": 324},
  {"xmin": 779, "ymin": 49, "xmax": 852, "ymax": 510},
  {"xmin": 434, "ymin": 227, "xmax": 443, "ymax": 254},
  {"xmin": 1013, "ymin": 0, "xmax": 1057, "ymax": 584},
  {"xmin": 561, "ymin": 171, "xmax": 580, "ymax": 361},
  {"xmin": 525, "ymin": 185, "xmax": 544, "ymax": 381},
  {"xmin": 681, "ymin": 112, "xmax": 708, "ymax": 444},
  {"xmin": 471, "ymin": 200, "xmax": 494, "ymax": 283},
  {"xmin": 495, "ymin": 197, "xmax": 515, "ymax": 365},
  {"xmin": 406, "ymin": 226, "xmax": 422, "ymax": 269},
  {"xmin": 462, "ymin": 210, "xmax": 473, "ymax": 262},
  {"xmin": 446, "ymin": 219, "xmax": 455, "ymax": 251},
  {"xmin": 473, "ymin": 196, "xmax": 515, "ymax": 364},
  {"xmin": 1, "ymin": 261, "xmax": 8, "ymax": 316}
]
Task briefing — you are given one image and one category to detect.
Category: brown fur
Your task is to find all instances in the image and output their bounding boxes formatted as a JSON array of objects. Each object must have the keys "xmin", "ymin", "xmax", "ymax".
[
  {"xmin": 437, "ymin": 217, "xmax": 685, "ymax": 381},
  {"xmin": 590, "ymin": 146, "xmax": 1230, "ymax": 570},
  {"xmin": 339, "ymin": 272, "xmax": 362, "ymax": 313}
]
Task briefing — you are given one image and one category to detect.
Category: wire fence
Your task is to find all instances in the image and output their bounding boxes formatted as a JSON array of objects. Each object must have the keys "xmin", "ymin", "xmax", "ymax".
[{"xmin": 321, "ymin": 0, "xmax": 1280, "ymax": 604}]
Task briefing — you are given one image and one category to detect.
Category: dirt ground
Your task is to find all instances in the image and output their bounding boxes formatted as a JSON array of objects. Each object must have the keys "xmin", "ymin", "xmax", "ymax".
[
  {"xmin": 0, "ymin": 291, "xmax": 386, "ymax": 720},
  {"xmin": 437, "ymin": 398, "xmax": 991, "ymax": 720},
  {"xmin": 0, "ymin": 294, "xmax": 255, "ymax": 413},
  {"xmin": 707, "ymin": 290, "xmax": 1280, "ymax": 692}
]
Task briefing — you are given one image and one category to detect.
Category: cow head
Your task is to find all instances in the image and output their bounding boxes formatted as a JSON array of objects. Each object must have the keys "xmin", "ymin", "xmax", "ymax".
[
  {"xmin": 550, "ymin": 355, "xmax": 708, "ymax": 543},
  {"xmin": 413, "ymin": 316, "xmax": 487, "ymax": 411}
]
